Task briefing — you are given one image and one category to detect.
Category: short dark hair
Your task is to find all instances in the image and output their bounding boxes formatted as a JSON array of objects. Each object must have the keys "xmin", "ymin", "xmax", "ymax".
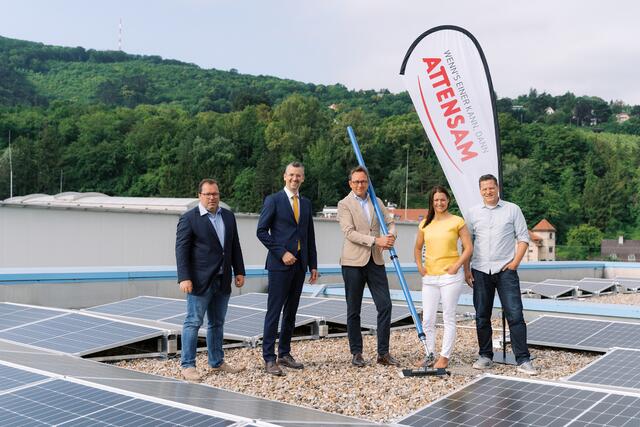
[
  {"xmin": 478, "ymin": 174, "xmax": 498, "ymax": 187},
  {"xmin": 284, "ymin": 161, "xmax": 304, "ymax": 173},
  {"xmin": 349, "ymin": 165, "xmax": 369, "ymax": 181},
  {"xmin": 198, "ymin": 178, "xmax": 218, "ymax": 193}
]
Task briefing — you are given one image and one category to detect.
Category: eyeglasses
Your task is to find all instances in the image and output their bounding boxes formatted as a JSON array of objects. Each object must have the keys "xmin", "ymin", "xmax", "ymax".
[
  {"xmin": 200, "ymin": 192, "xmax": 220, "ymax": 198},
  {"xmin": 351, "ymin": 180, "xmax": 368, "ymax": 185}
]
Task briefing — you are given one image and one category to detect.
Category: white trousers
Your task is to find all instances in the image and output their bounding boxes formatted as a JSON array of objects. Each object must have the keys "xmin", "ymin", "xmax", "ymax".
[{"xmin": 421, "ymin": 274, "xmax": 464, "ymax": 358}]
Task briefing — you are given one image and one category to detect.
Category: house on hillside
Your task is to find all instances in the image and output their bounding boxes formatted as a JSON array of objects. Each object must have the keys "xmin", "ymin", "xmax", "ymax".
[
  {"xmin": 616, "ymin": 113, "xmax": 630, "ymax": 123},
  {"xmin": 601, "ymin": 237, "xmax": 640, "ymax": 262},
  {"xmin": 523, "ymin": 219, "xmax": 556, "ymax": 261}
]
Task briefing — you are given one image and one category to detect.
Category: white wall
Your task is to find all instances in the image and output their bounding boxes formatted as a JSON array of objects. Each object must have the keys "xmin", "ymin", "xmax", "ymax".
[{"xmin": 0, "ymin": 206, "xmax": 421, "ymax": 268}]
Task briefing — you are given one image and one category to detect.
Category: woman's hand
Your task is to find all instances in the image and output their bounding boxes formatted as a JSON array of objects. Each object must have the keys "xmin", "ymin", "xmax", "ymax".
[{"xmin": 446, "ymin": 264, "xmax": 460, "ymax": 275}]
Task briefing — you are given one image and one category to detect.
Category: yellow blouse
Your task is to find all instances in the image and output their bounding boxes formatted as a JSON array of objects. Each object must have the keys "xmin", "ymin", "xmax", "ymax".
[{"xmin": 418, "ymin": 215, "xmax": 465, "ymax": 276}]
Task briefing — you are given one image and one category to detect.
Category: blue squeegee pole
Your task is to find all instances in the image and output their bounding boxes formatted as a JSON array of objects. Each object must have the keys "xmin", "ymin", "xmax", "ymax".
[{"xmin": 346, "ymin": 126, "xmax": 426, "ymax": 343}]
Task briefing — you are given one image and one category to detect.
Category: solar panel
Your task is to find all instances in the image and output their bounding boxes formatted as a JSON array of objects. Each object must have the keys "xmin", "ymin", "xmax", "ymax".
[
  {"xmin": 0, "ymin": 363, "xmax": 48, "ymax": 392},
  {"xmin": 229, "ymin": 292, "xmax": 330, "ymax": 310},
  {"xmin": 86, "ymin": 296, "xmax": 185, "ymax": 321},
  {"xmin": 228, "ymin": 292, "xmax": 269, "ymax": 308},
  {"xmin": 521, "ymin": 282, "xmax": 577, "ymax": 299},
  {"xmin": 0, "ymin": 345, "xmax": 376, "ymax": 426},
  {"xmin": 399, "ymin": 375, "xmax": 640, "ymax": 427},
  {"xmin": 576, "ymin": 280, "xmax": 617, "ymax": 296},
  {"xmin": 0, "ymin": 377, "xmax": 236, "ymax": 426},
  {"xmin": 360, "ymin": 303, "xmax": 416, "ymax": 329},
  {"xmin": 0, "ymin": 312, "xmax": 165, "ymax": 356},
  {"xmin": 163, "ymin": 304, "xmax": 317, "ymax": 343},
  {"xmin": 542, "ymin": 279, "xmax": 579, "ymax": 286},
  {"xmin": 524, "ymin": 315, "xmax": 640, "ymax": 352},
  {"xmin": 616, "ymin": 278, "xmax": 640, "ymax": 292},
  {"xmin": 0, "ymin": 303, "xmax": 65, "ymax": 331},
  {"xmin": 567, "ymin": 348, "xmax": 640, "ymax": 391},
  {"xmin": 296, "ymin": 299, "xmax": 349, "ymax": 322}
]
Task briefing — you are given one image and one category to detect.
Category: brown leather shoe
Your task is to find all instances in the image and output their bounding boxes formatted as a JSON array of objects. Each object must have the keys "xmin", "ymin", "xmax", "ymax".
[
  {"xmin": 265, "ymin": 360, "xmax": 286, "ymax": 376},
  {"xmin": 181, "ymin": 367, "xmax": 201, "ymax": 382},
  {"xmin": 210, "ymin": 362, "xmax": 245, "ymax": 374},
  {"xmin": 351, "ymin": 353, "xmax": 366, "ymax": 367},
  {"xmin": 377, "ymin": 353, "xmax": 400, "ymax": 366},
  {"xmin": 278, "ymin": 354, "xmax": 304, "ymax": 369}
]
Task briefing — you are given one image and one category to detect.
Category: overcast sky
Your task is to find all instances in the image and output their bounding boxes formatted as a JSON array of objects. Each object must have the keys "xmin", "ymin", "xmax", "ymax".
[{"xmin": 4, "ymin": 0, "xmax": 640, "ymax": 105}]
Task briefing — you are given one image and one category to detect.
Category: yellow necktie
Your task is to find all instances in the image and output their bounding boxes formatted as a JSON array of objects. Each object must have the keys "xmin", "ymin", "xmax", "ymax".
[
  {"xmin": 293, "ymin": 195, "xmax": 299, "ymax": 223},
  {"xmin": 293, "ymin": 195, "xmax": 300, "ymax": 250}
]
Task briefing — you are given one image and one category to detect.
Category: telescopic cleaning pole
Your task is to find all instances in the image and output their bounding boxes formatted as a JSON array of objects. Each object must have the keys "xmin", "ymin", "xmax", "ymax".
[{"xmin": 347, "ymin": 126, "xmax": 446, "ymax": 377}]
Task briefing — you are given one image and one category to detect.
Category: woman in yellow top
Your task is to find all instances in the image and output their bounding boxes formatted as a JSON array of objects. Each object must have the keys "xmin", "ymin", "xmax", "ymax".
[{"xmin": 414, "ymin": 186, "xmax": 473, "ymax": 369}]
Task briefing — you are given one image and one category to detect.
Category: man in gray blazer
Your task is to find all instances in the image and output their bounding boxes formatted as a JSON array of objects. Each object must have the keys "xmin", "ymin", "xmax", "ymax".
[{"xmin": 337, "ymin": 166, "xmax": 399, "ymax": 367}]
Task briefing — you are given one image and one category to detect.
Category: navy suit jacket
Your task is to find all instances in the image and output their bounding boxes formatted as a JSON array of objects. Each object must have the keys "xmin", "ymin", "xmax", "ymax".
[
  {"xmin": 175, "ymin": 206, "xmax": 245, "ymax": 295},
  {"xmin": 256, "ymin": 190, "xmax": 317, "ymax": 272}
]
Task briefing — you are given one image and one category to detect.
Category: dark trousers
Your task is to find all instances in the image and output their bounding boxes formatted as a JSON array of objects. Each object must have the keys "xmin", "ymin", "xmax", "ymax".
[
  {"xmin": 342, "ymin": 258, "xmax": 392, "ymax": 355},
  {"xmin": 472, "ymin": 268, "xmax": 530, "ymax": 364},
  {"xmin": 262, "ymin": 262, "xmax": 306, "ymax": 362}
]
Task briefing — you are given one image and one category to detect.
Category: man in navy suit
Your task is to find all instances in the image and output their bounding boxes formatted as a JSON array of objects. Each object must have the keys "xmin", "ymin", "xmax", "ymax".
[
  {"xmin": 176, "ymin": 178, "xmax": 246, "ymax": 382},
  {"xmin": 257, "ymin": 162, "xmax": 318, "ymax": 376}
]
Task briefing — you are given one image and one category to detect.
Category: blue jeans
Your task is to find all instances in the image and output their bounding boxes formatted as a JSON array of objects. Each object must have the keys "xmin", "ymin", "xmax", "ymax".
[
  {"xmin": 181, "ymin": 280, "xmax": 230, "ymax": 369},
  {"xmin": 472, "ymin": 268, "xmax": 530, "ymax": 364}
]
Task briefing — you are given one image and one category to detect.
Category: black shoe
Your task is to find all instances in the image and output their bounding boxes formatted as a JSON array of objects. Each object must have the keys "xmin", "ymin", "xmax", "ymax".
[
  {"xmin": 265, "ymin": 360, "xmax": 285, "ymax": 376},
  {"xmin": 352, "ymin": 353, "xmax": 367, "ymax": 367},
  {"xmin": 377, "ymin": 353, "xmax": 400, "ymax": 366},
  {"xmin": 278, "ymin": 354, "xmax": 304, "ymax": 369}
]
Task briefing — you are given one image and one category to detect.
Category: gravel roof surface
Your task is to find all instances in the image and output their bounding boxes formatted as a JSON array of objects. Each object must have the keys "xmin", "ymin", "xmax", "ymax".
[{"xmin": 116, "ymin": 315, "xmax": 604, "ymax": 424}]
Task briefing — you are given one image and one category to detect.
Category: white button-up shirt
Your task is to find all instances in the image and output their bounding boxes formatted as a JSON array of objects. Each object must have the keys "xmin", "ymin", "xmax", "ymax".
[
  {"xmin": 466, "ymin": 199, "xmax": 530, "ymax": 274},
  {"xmin": 352, "ymin": 193, "xmax": 372, "ymax": 224}
]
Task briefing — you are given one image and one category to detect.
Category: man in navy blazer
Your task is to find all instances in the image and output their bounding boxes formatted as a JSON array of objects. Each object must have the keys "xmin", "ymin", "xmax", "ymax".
[
  {"xmin": 176, "ymin": 178, "xmax": 246, "ymax": 382},
  {"xmin": 257, "ymin": 162, "xmax": 318, "ymax": 376}
]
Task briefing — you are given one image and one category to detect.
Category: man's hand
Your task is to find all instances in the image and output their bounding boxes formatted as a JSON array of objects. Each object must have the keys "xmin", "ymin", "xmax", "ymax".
[
  {"xmin": 282, "ymin": 251, "xmax": 297, "ymax": 265},
  {"xmin": 309, "ymin": 269, "xmax": 319, "ymax": 284},
  {"xmin": 375, "ymin": 233, "xmax": 395, "ymax": 249},
  {"xmin": 501, "ymin": 260, "xmax": 519, "ymax": 271},
  {"xmin": 464, "ymin": 270, "xmax": 474, "ymax": 288},
  {"xmin": 235, "ymin": 274, "xmax": 245, "ymax": 288},
  {"xmin": 179, "ymin": 280, "xmax": 193, "ymax": 294}
]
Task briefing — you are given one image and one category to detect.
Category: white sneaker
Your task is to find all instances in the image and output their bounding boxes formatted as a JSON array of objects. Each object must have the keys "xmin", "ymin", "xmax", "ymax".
[
  {"xmin": 472, "ymin": 356, "xmax": 494, "ymax": 370},
  {"xmin": 517, "ymin": 361, "xmax": 538, "ymax": 376}
]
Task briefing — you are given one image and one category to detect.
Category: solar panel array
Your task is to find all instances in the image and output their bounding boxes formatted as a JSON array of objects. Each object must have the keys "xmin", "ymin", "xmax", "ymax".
[
  {"xmin": 87, "ymin": 294, "xmax": 418, "ymax": 341},
  {"xmin": 567, "ymin": 348, "xmax": 640, "ymax": 391},
  {"xmin": 525, "ymin": 315, "xmax": 640, "ymax": 352},
  {"xmin": 0, "ymin": 303, "xmax": 165, "ymax": 357},
  {"xmin": 517, "ymin": 276, "xmax": 639, "ymax": 299},
  {"xmin": 87, "ymin": 295, "xmax": 318, "ymax": 344},
  {"xmin": 0, "ymin": 363, "xmax": 241, "ymax": 426},
  {"xmin": 0, "ymin": 342, "xmax": 378, "ymax": 426},
  {"xmin": 399, "ymin": 375, "xmax": 640, "ymax": 427}
]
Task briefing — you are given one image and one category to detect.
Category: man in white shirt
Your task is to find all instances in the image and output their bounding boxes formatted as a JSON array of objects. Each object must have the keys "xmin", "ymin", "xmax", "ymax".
[{"xmin": 464, "ymin": 174, "xmax": 537, "ymax": 375}]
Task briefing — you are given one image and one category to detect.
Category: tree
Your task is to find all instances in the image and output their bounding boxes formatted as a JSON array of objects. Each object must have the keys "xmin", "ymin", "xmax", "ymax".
[{"xmin": 567, "ymin": 224, "xmax": 603, "ymax": 248}]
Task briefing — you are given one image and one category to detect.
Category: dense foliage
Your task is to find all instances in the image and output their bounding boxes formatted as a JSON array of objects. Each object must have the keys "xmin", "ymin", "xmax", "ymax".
[{"xmin": 1, "ymin": 36, "xmax": 639, "ymax": 244}]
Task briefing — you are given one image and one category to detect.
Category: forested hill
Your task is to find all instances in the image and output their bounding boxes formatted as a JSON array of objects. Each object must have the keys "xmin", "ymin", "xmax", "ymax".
[
  {"xmin": 1, "ymin": 35, "xmax": 639, "ymax": 245},
  {"xmin": 0, "ymin": 36, "xmax": 413, "ymax": 115}
]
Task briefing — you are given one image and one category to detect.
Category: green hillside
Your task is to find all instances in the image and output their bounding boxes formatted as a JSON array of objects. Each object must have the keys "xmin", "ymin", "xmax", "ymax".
[{"xmin": 1, "ymin": 35, "xmax": 639, "ymax": 248}]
